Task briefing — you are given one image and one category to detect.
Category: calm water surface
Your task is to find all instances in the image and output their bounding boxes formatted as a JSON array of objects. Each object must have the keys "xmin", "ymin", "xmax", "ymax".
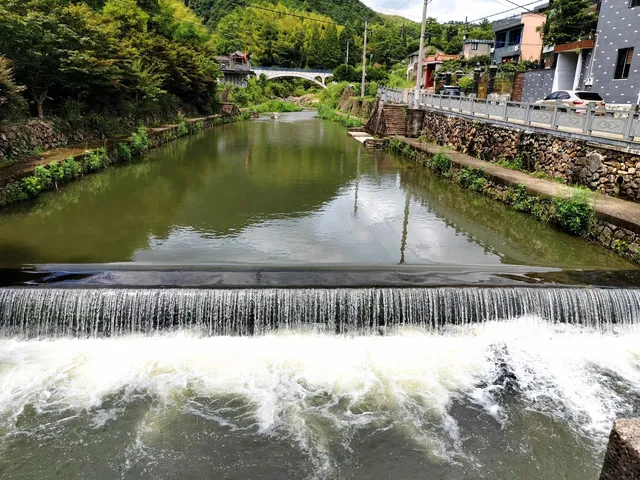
[{"xmin": 0, "ymin": 111, "xmax": 632, "ymax": 268}]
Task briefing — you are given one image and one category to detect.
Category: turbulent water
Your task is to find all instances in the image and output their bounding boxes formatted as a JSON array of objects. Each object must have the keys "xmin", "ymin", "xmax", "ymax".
[
  {"xmin": 0, "ymin": 320, "xmax": 639, "ymax": 479},
  {"xmin": 0, "ymin": 287, "xmax": 640, "ymax": 478}
]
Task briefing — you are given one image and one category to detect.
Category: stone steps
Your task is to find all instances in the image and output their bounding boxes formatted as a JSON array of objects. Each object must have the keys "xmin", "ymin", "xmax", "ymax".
[{"xmin": 383, "ymin": 106, "xmax": 407, "ymax": 136}]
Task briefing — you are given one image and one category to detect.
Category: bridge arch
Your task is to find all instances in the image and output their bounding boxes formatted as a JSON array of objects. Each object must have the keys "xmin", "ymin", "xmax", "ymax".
[{"xmin": 251, "ymin": 67, "xmax": 333, "ymax": 89}]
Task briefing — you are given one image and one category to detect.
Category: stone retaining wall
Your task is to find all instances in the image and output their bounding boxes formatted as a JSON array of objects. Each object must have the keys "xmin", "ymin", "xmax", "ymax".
[
  {"xmin": 389, "ymin": 139, "xmax": 640, "ymax": 263},
  {"xmin": 411, "ymin": 108, "xmax": 640, "ymax": 202}
]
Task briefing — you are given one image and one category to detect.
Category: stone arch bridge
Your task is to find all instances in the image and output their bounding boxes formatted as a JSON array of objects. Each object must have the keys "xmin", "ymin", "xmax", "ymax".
[{"xmin": 251, "ymin": 67, "xmax": 333, "ymax": 88}]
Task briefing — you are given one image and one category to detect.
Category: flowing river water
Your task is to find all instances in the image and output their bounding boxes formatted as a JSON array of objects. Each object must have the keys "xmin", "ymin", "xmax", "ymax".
[{"xmin": 0, "ymin": 112, "xmax": 639, "ymax": 479}]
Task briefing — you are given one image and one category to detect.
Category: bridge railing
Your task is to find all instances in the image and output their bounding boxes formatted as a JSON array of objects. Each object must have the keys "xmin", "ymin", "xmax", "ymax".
[
  {"xmin": 252, "ymin": 66, "xmax": 333, "ymax": 75},
  {"xmin": 378, "ymin": 87, "xmax": 640, "ymax": 142}
]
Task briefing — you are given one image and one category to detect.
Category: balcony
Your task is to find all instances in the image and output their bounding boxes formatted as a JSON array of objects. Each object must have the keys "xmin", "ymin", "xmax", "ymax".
[{"xmin": 492, "ymin": 14, "xmax": 523, "ymax": 32}]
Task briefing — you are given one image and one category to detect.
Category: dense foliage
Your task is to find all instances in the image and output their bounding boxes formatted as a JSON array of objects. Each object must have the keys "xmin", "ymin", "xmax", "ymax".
[
  {"xmin": 191, "ymin": 0, "xmax": 376, "ymax": 26},
  {"xmin": 542, "ymin": 0, "xmax": 598, "ymax": 46},
  {"xmin": 0, "ymin": 0, "xmax": 220, "ymax": 122}
]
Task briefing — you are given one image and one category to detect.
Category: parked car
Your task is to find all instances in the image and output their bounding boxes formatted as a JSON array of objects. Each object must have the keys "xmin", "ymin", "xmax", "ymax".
[
  {"xmin": 535, "ymin": 90, "xmax": 606, "ymax": 114},
  {"xmin": 438, "ymin": 85, "xmax": 461, "ymax": 96}
]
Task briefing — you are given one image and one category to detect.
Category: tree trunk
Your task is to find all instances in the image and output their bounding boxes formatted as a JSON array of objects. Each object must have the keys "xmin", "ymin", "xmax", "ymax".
[{"xmin": 32, "ymin": 89, "xmax": 48, "ymax": 119}]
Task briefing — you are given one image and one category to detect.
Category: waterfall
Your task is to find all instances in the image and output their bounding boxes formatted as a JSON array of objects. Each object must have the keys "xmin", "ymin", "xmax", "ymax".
[{"xmin": 1, "ymin": 287, "xmax": 640, "ymax": 338}]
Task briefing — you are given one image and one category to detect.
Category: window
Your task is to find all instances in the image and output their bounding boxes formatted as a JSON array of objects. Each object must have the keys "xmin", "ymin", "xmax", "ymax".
[
  {"xmin": 508, "ymin": 28, "xmax": 522, "ymax": 46},
  {"xmin": 556, "ymin": 91, "xmax": 571, "ymax": 100},
  {"xmin": 614, "ymin": 48, "xmax": 634, "ymax": 79},
  {"xmin": 544, "ymin": 92, "xmax": 559, "ymax": 100},
  {"xmin": 472, "ymin": 43, "xmax": 478, "ymax": 50},
  {"xmin": 576, "ymin": 92, "xmax": 604, "ymax": 101},
  {"xmin": 496, "ymin": 32, "xmax": 507, "ymax": 48},
  {"xmin": 631, "ymin": 0, "xmax": 640, "ymax": 8}
]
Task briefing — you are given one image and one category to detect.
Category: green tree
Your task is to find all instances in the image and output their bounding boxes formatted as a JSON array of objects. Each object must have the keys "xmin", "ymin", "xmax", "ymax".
[
  {"xmin": 0, "ymin": 57, "xmax": 27, "ymax": 122},
  {"xmin": 542, "ymin": 0, "xmax": 597, "ymax": 45}
]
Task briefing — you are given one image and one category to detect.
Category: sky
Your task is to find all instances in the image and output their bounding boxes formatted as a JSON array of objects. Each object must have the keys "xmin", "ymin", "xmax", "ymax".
[{"xmin": 360, "ymin": 0, "xmax": 547, "ymax": 24}]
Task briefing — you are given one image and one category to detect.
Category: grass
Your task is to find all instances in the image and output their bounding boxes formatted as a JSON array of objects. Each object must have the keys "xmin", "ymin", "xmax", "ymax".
[
  {"xmin": 316, "ymin": 104, "xmax": 364, "ymax": 128},
  {"xmin": 249, "ymin": 100, "xmax": 302, "ymax": 114}
]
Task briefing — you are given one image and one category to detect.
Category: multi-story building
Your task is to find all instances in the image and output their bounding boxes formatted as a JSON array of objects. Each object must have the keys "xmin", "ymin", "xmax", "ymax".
[
  {"xmin": 589, "ymin": 0, "xmax": 640, "ymax": 105},
  {"xmin": 491, "ymin": 6, "xmax": 547, "ymax": 64},
  {"xmin": 462, "ymin": 39, "xmax": 493, "ymax": 59}
]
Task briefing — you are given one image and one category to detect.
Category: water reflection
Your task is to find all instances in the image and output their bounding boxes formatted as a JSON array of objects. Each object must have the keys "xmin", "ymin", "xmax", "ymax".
[{"xmin": 0, "ymin": 111, "xmax": 633, "ymax": 268}]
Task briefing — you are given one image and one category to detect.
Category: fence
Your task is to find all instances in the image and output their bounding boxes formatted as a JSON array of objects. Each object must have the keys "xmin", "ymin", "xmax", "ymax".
[{"xmin": 379, "ymin": 87, "xmax": 640, "ymax": 142}]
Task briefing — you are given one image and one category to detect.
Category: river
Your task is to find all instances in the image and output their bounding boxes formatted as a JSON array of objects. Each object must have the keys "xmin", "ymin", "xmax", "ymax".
[
  {"xmin": 0, "ymin": 112, "xmax": 638, "ymax": 480},
  {"xmin": 0, "ymin": 111, "xmax": 632, "ymax": 268}
]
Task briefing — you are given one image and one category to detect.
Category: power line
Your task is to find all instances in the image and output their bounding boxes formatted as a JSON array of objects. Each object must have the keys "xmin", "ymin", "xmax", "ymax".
[
  {"xmin": 232, "ymin": 1, "xmax": 339, "ymax": 25},
  {"xmin": 467, "ymin": 0, "xmax": 544, "ymax": 23}
]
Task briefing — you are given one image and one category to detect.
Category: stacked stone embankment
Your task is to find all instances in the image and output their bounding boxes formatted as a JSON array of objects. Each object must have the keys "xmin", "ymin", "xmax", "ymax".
[{"xmin": 415, "ymin": 108, "xmax": 640, "ymax": 202}]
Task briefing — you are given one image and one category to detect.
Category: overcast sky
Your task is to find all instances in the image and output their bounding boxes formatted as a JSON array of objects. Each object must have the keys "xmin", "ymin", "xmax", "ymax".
[{"xmin": 360, "ymin": 0, "xmax": 547, "ymax": 24}]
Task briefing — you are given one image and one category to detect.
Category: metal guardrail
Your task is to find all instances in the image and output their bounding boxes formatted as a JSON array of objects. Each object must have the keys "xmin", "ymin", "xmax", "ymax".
[{"xmin": 378, "ymin": 87, "xmax": 640, "ymax": 142}]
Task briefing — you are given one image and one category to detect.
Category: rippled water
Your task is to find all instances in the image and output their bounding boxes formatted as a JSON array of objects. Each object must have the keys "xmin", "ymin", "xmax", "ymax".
[
  {"xmin": 0, "ymin": 112, "xmax": 632, "ymax": 268},
  {"xmin": 0, "ymin": 320, "xmax": 639, "ymax": 479}
]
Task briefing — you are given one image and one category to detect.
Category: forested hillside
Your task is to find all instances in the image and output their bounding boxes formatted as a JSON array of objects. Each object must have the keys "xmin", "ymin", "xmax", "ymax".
[
  {"xmin": 0, "ymin": 0, "xmax": 220, "ymax": 123},
  {"xmin": 189, "ymin": 0, "xmax": 376, "ymax": 27}
]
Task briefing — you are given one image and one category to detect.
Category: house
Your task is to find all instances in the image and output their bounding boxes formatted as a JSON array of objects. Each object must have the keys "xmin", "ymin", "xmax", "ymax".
[
  {"xmin": 491, "ymin": 6, "xmax": 547, "ymax": 64},
  {"xmin": 552, "ymin": 40, "xmax": 595, "ymax": 92},
  {"xmin": 588, "ymin": 0, "xmax": 640, "ymax": 105},
  {"xmin": 462, "ymin": 40, "xmax": 493, "ymax": 59},
  {"xmin": 216, "ymin": 51, "xmax": 252, "ymax": 88},
  {"xmin": 406, "ymin": 47, "xmax": 444, "ymax": 80},
  {"xmin": 406, "ymin": 50, "xmax": 421, "ymax": 80},
  {"xmin": 422, "ymin": 54, "xmax": 460, "ymax": 90}
]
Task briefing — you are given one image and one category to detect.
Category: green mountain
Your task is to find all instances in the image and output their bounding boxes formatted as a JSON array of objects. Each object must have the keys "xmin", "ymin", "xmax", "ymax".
[{"xmin": 190, "ymin": 0, "xmax": 377, "ymax": 26}]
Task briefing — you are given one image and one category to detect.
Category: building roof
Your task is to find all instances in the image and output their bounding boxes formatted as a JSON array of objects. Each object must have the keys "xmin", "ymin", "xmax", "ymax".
[
  {"xmin": 424, "ymin": 54, "xmax": 459, "ymax": 64},
  {"xmin": 464, "ymin": 39, "xmax": 494, "ymax": 45}
]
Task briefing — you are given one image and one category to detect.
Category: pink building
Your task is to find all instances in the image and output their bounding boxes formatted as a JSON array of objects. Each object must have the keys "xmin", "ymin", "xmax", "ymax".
[{"xmin": 491, "ymin": 6, "xmax": 547, "ymax": 64}]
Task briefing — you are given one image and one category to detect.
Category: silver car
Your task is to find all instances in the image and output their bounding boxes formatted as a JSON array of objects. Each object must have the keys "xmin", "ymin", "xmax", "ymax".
[{"xmin": 535, "ymin": 90, "xmax": 607, "ymax": 114}]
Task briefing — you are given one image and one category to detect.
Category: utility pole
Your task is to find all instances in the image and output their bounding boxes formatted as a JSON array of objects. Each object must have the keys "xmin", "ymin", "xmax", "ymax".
[
  {"xmin": 361, "ymin": 20, "xmax": 368, "ymax": 98},
  {"xmin": 345, "ymin": 40, "xmax": 350, "ymax": 68},
  {"xmin": 414, "ymin": 0, "xmax": 429, "ymax": 107}
]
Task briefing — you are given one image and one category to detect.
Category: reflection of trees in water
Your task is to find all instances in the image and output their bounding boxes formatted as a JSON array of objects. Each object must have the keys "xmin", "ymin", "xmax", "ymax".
[
  {"xmin": 0, "ymin": 119, "xmax": 362, "ymax": 264},
  {"xmin": 397, "ymin": 168, "xmax": 630, "ymax": 268}
]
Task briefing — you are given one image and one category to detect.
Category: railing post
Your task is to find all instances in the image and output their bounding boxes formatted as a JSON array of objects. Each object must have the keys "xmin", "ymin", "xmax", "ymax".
[
  {"xmin": 524, "ymin": 102, "xmax": 532, "ymax": 125},
  {"xmin": 582, "ymin": 104, "xmax": 592, "ymax": 133},
  {"xmin": 448, "ymin": 95, "xmax": 453, "ymax": 110},
  {"xmin": 623, "ymin": 110, "xmax": 636, "ymax": 141},
  {"xmin": 484, "ymin": 98, "xmax": 490, "ymax": 118},
  {"xmin": 585, "ymin": 107, "xmax": 595, "ymax": 134},
  {"xmin": 502, "ymin": 101, "xmax": 509, "ymax": 121},
  {"xmin": 550, "ymin": 105, "xmax": 559, "ymax": 129}
]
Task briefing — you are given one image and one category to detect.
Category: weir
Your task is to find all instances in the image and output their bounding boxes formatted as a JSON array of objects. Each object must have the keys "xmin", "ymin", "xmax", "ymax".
[{"xmin": 2, "ymin": 286, "xmax": 640, "ymax": 338}]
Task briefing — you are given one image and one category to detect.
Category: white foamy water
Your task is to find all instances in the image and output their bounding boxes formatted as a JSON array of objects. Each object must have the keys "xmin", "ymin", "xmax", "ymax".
[{"xmin": 1, "ymin": 317, "xmax": 639, "ymax": 479}]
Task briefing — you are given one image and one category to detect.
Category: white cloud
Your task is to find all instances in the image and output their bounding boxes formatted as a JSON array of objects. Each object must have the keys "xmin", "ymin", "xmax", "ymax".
[{"xmin": 361, "ymin": 0, "xmax": 547, "ymax": 23}]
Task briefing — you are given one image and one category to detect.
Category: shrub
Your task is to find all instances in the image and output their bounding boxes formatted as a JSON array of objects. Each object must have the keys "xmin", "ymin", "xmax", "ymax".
[
  {"xmin": 496, "ymin": 156, "xmax": 524, "ymax": 170},
  {"xmin": 85, "ymin": 147, "xmax": 108, "ymax": 172},
  {"xmin": 62, "ymin": 157, "xmax": 81, "ymax": 180},
  {"xmin": 130, "ymin": 126, "xmax": 150, "ymax": 155},
  {"xmin": 117, "ymin": 143, "xmax": 132, "ymax": 162},
  {"xmin": 34, "ymin": 166, "xmax": 52, "ymax": 189},
  {"xmin": 316, "ymin": 104, "xmax": 364, "ymax": 128},
  {"xmin": 48, "ymin": 161, "xmax": 65, "ymax": 189},
  {"xmin": 457, "ymin": 77, "xmax": 474, "ymax": 94},
  {"xmin": 1, "ymin": 181, "xmax": 28, "ymax": 204},
  {"xmin": 613, "ymin": 240, "xmax": 629, "ymax": 255},
  {"xmin": 552, "ymin": 187, "xmax": 594, "ymax": 235},
  {"xmin": 177, "ymin": 121, "xmax": 189, "ymax": 137},
  {"xmin": 457, "ymin": 167, "xmax": 485, "ymax": 191},
  {"xmin": 22, "ymin": 175, "xmax": 42, "ymax": 197},
  {"xmin": 431, "ymin": 151, "xmax": 451, "ymax": 175}
]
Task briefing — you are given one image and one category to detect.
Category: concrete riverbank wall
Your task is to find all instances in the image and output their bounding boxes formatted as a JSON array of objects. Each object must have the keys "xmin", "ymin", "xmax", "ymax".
[{"xmin": 368, "ymin": 99, "xmax": 640, "ymax": 203}]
